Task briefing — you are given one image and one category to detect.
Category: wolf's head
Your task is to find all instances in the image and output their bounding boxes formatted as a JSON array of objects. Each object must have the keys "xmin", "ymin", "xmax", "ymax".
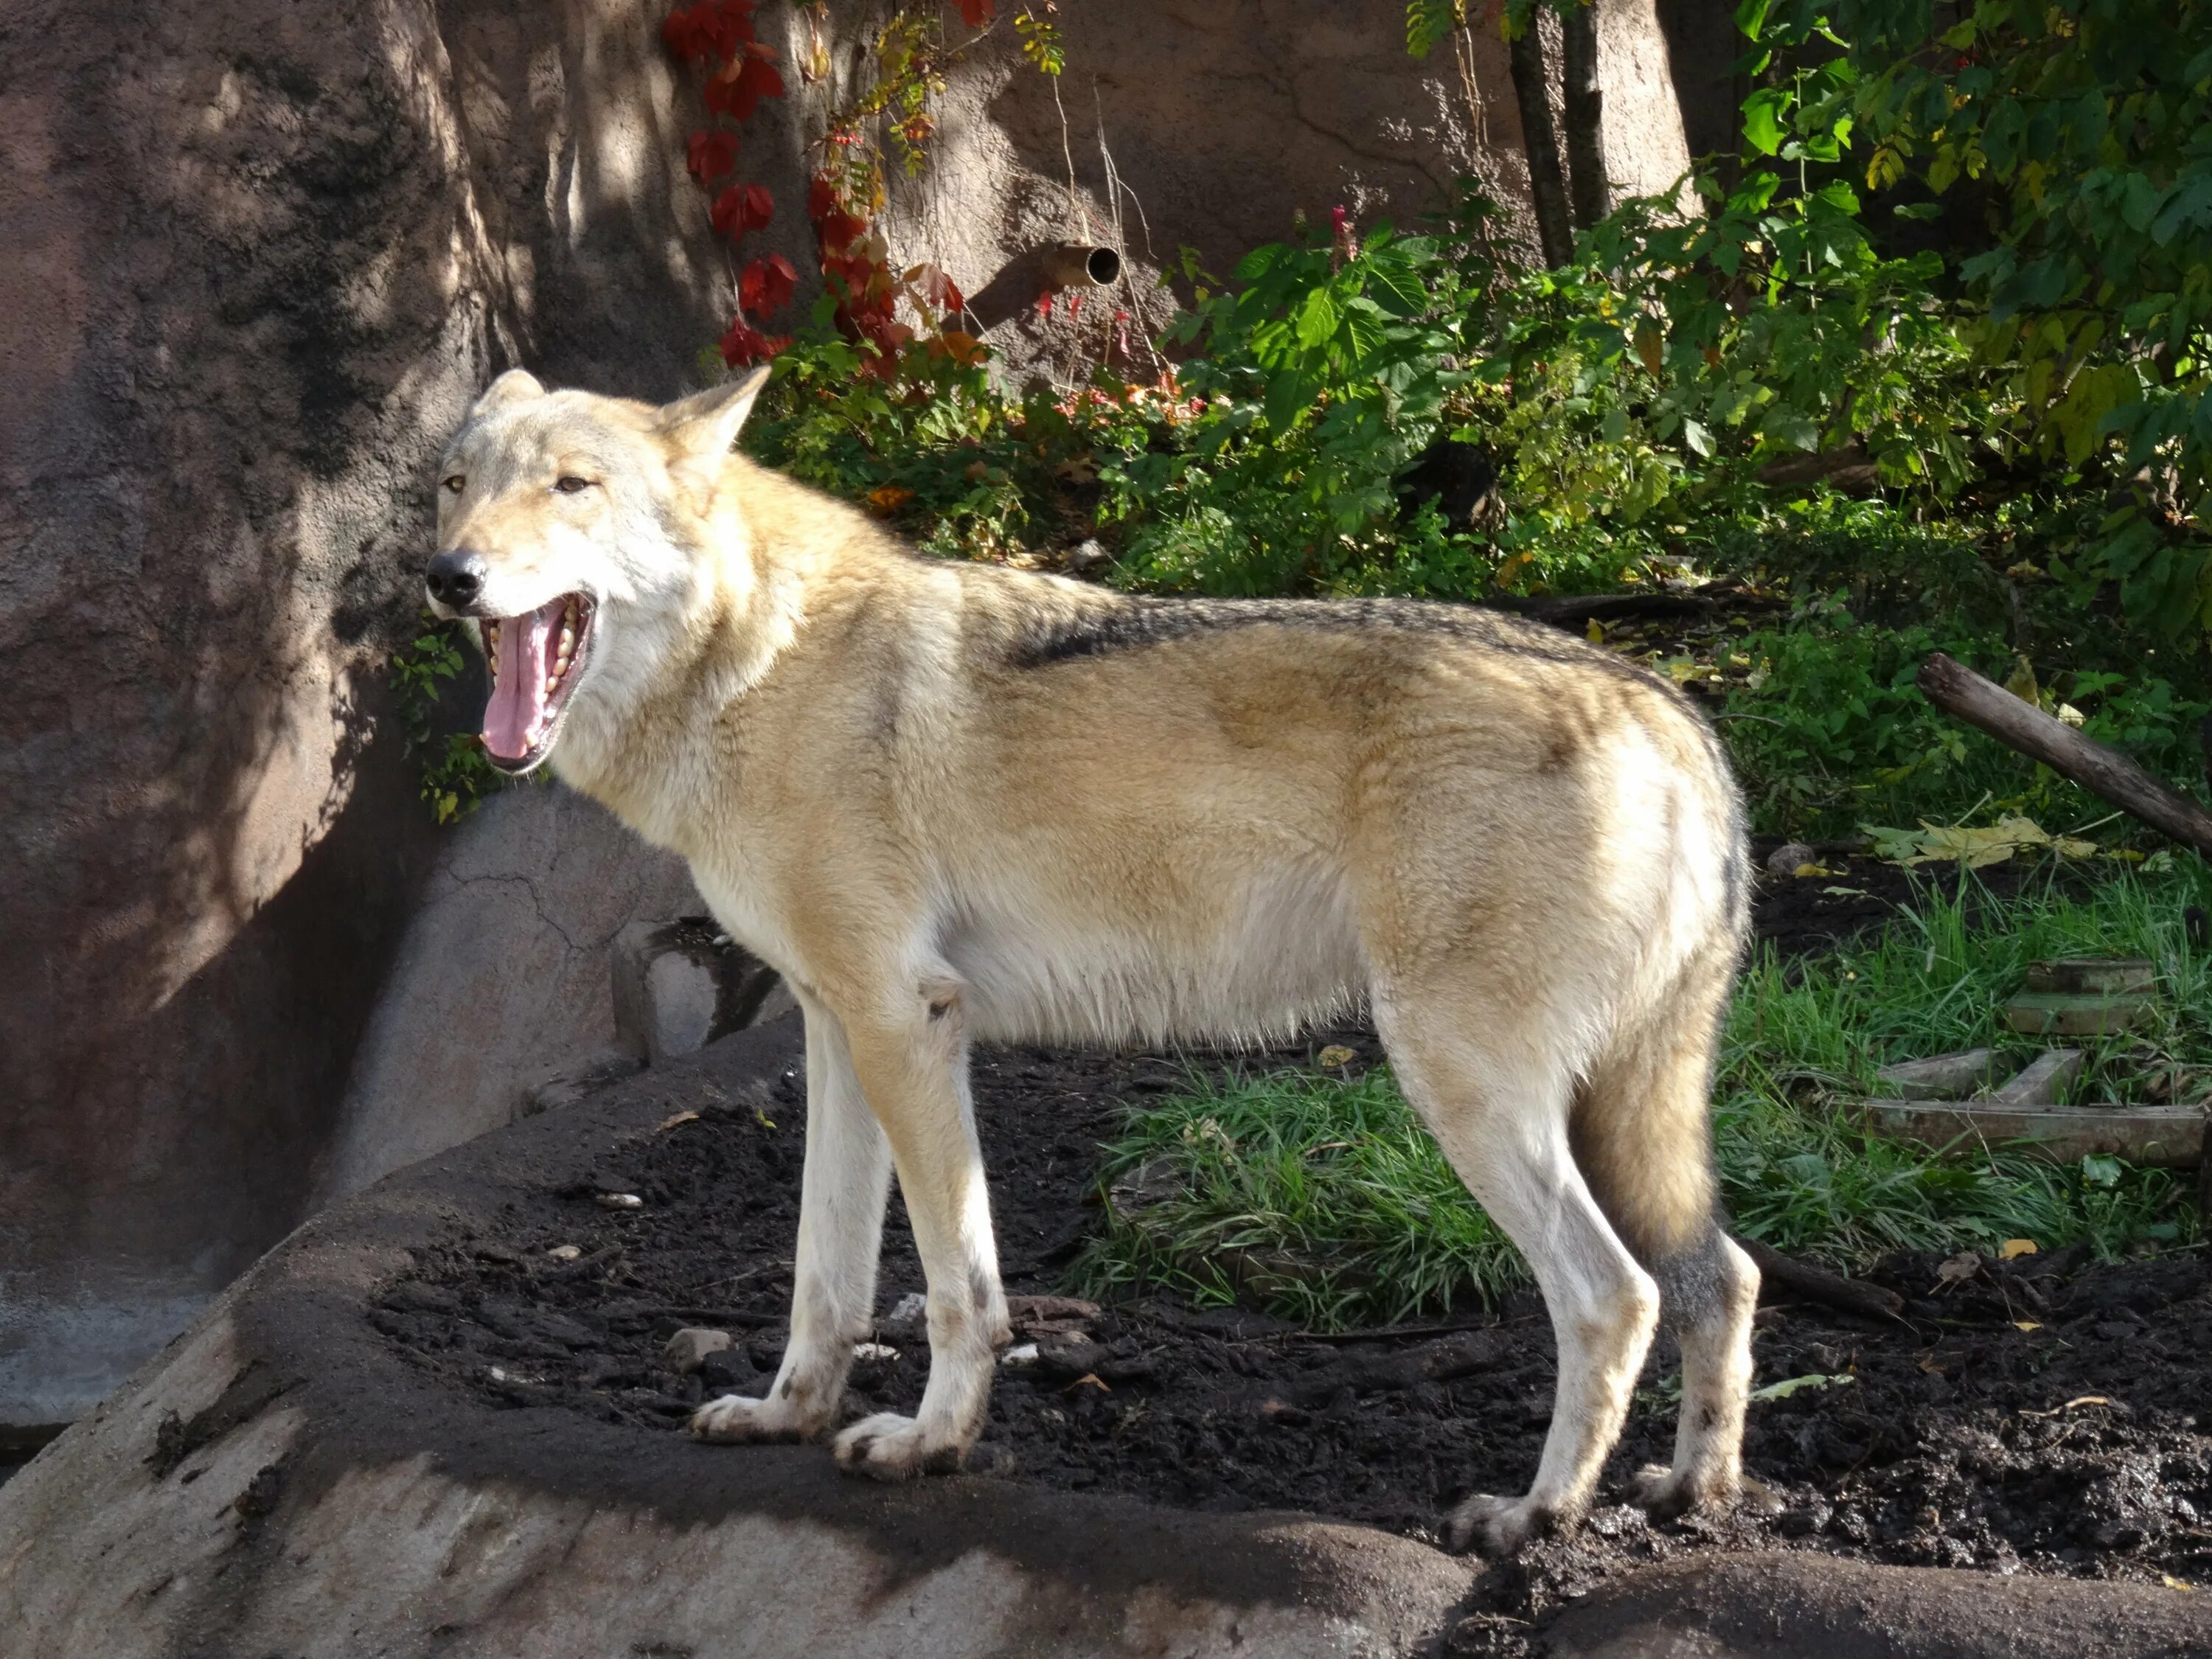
[{"xmin": 425, "ymin": 366, "xmax": 771, "ymax": 775}]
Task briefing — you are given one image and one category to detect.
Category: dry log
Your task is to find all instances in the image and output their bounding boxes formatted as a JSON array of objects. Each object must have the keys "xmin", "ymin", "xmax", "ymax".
[
  {"xmin": 1736, "ymin": 1235, "xmax": 1906, "ymax": 1321},
  {"xmin": 1917, "ymin": 653, "xmax": 2212, "ymax": 860}
]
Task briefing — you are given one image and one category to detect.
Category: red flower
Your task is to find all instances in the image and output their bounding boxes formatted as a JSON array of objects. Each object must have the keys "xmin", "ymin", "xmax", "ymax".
[
  {"xmin": 740, "ymin": 252, "xmax": 799, "ymax": 315},
  {"xmin": 710, "ymin": 181, "xmax": 774, "ymax": 238},
  {"xmin": 686, "ymin": 129, "xmax": 738, "ymax": 185}
]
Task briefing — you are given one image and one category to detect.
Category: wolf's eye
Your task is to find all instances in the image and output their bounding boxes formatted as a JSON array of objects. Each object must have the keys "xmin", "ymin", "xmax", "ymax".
[
  {"xmin": 553, "ymin": 475, "xmax": 595, "ymax": 494},
  {"xmin": 442, "ymin": 475, "xmax": 465, "ymax": 494}
]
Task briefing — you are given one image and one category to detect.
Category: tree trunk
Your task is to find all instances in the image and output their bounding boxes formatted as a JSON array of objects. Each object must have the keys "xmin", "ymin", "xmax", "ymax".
[
  {"xmin": 1509, "ymin": 18, "xmax": 1575, "ymax": 266},
  {"xmin": 1917, "ymin": 653, "xmax": 2212, "ymax": 859},
  {"xmin": 1562, "ymin": 1, "xmax": 1610, "ymax": 228}
]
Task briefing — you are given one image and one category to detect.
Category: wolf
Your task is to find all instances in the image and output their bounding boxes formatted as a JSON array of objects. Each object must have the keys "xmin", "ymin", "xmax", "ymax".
[{"xmin": 423, "ymin": 366, "xmax": 1760, "ymax": 1554}]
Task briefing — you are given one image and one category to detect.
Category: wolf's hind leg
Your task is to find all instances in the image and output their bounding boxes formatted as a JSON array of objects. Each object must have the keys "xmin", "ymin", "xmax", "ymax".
[
  {"xmin": 693, "ymin": 996, "xmax": 891, "ymax": 1444},
  {"xmin": 830, "ymin": 987, "xmax": 1007, "ymax": 1479},
  {"xmin": 1381, "ymin": 1009, "xmax": 1661, "ymax": 1557}
]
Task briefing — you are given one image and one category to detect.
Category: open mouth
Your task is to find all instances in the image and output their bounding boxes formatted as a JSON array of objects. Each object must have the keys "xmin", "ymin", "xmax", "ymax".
[{"xmin": 479, "ymin": 593, "xmax": 595, "ymax": 773}]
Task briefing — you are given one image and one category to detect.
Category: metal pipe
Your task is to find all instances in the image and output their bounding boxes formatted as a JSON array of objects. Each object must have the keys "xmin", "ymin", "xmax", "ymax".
[{"xmin": 1040, "ymin": 243, "xmax": 1121, "ymax": 291}]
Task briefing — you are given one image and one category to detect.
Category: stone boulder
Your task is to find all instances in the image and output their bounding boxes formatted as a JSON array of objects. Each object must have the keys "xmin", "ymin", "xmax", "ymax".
[
  {"xmin": 316, "ymin": 782, "xmax": 701, "ymax": 1204},
  {"xmin": 0, "ymin": 0, "xmax": 733, "ymax": 1430}
]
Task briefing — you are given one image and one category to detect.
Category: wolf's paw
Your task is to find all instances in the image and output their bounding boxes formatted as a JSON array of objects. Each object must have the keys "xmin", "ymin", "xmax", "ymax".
[
  {"xmin": 1628, "ymin": 1462, "xmax": 1775, "ymax": 1521},
  {"xmin": 690, "ymin": 1391, "xmax": 827, "ymax": 1444},
  {"xmin": 1444, "ymin": 1492, "xmax": 1557, "ymax": 1557},
  {"xmin": 832, "ymin": 1412, "xmax": 969, "ymax": 1481}
]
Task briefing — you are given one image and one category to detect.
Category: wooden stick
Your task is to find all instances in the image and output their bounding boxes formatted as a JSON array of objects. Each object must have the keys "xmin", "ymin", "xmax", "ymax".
[
  {"xmin": 1736, "ymin": 1235, "xmax": 1906, "ymax": 1321},
  {"xmin": 1917, "ymin": 653, "xmax": 2212, "ymax": 860}
]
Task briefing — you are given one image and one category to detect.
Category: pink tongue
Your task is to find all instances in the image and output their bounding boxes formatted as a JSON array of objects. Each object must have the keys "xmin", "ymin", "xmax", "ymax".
[{"xmin": 483, "ymin": 601, "xmax": 560, "ymax": 759}]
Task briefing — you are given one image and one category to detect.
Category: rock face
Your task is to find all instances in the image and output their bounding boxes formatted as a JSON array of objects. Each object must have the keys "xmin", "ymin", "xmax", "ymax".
[
  {"xmin": 0, "ymin": 0, "xmax": 732, "ymax": 1428},
  {"xmin": 760, "ymin": 0, "xmax": 1710, "ymax": 374},
  {"xmin": 316, "ymin": 783, "xmax": 700, "ymax": 1205}
]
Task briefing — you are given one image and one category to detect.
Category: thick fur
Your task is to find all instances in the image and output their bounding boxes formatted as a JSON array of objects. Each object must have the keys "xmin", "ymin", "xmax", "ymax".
[{"xmin": 428, "ymin": 369, "xmax": 1759, "ymax": 1551}]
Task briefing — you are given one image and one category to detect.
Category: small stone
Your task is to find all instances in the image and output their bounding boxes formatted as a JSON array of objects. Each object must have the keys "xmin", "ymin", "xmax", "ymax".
[
  {"xmin": 851, "ymin": 1342, "xmax": 899, "ymax": 1363},
  {"xmin": 1766, "ymin": 842, "xmax": 1818, "ymax": 877},
  {"xmin": 999, "ymin": 1342, "xmax": 1040, "ymax": 1368},
  {"xmin": 877, "ymin": 1291, "xmax": 928, "ymax": 1345},
  {"xmin": 1065, "ymin": 538, "xmax": 1110, "ymax": 571},
  {"xmin": 663, "ymin": 1326, "xmax": 734, "ymax": 1375},
  {"xmin": 595, "ymin": 1192, "xmax": 644, "ymax": 1210},
  {"xmin": 697, "ymin": 1348, "xmax": 754, "ymax": 1393},
  {"xmin": 546, "ymin": 1245, "xmax": 582, "ymax": 1263},
  {"xmin": 1106, "ymin": 1156, "xmax": 1183, "ymax": 1217}
]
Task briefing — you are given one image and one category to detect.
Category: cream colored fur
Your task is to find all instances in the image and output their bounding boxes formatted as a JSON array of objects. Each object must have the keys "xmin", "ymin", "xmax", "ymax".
[{"xmin": 426, "ymin": 368, "xmax": 1761, "ymax": 1552}]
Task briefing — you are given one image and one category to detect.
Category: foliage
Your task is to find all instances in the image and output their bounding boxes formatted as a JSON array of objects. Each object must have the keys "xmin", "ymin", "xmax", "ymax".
[
  {"xmin": 389, "ymin": 613, "xmax": 503, "ymax": 824},
  {"xmin": 1074, "ymin": 873, "xmax": 2202, "ymax": 1329},
  {"xmin": 663, "ymin": 0, "xmax": 1057, "ymax": 372}
]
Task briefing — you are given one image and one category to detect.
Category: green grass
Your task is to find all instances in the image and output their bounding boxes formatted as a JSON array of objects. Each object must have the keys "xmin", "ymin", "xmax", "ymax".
[{"xmin": 1072, "ymin": 866, "xmax": 2204, "ymax": 1330}]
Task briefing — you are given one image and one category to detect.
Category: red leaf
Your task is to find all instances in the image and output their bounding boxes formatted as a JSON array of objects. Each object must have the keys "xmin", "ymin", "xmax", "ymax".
[
  {"xmin": 717, "ymin": 316, "xmax": 790, "ymax": 367},
  {"xmin": 697, "ymin": 0, "xmax": 754, "ymax": 58},
  {"xmin": 710, "ymin": 181, "xmax": 774, "ymax": 238},
  {"xmin": 957, "ymin": 0, "xmax": 995, "ymax": 27},
  {"xmin": 816, "ymin": 209, "xmax": 866, "ymax": 256},
  {"xmin": 807, "ymin": 175, "xmax": 838, "ymax": 224},
  {"xmin": 686, "ymin": 129, "xmax": 738, "ymax": 184},
  {"xmin": 739, "ymin": 252, "xmax": 799, "ymax": 315},
  {"xmin": 730, "ymin": 53, "xmax": 784, "ymax": 119},
  {"xmin": 661, "ymin": 6, "xmax": 708, "ymax": 60}
]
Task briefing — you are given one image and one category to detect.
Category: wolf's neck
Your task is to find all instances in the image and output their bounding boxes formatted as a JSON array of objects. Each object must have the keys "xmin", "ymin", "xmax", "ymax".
[{"xmin": 554, "ymin": 536, "xmax": 806, "ymax": 849}]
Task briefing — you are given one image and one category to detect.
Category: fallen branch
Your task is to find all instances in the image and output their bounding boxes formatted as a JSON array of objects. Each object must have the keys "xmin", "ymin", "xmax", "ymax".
[
  {"xmin": 1267, "ymin": 1328, "xmax": 1515, "ymax": 1409},
  {"xmin": 1737, "ymin": 1236, "xmax": 1906, "ymax": 1322},
  {"xmin": 1917, "ymin": 653, "xmax": 2212, "ymax": 860}
]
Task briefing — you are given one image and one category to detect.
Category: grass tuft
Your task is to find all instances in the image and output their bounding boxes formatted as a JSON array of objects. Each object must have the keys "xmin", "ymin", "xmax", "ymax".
[{"xmin": 1072, "ymin": 866, "xmax": 2203, "ymax": 1330}]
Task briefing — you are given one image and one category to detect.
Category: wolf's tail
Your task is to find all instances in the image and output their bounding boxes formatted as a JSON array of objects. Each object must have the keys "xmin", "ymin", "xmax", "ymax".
[{"xmin": 1568, "ymin": 938, "xmax": 1742, "ymax": 1326}]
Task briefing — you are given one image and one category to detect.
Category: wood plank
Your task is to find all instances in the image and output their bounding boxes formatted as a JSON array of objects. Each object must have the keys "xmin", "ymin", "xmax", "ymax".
[
  {"xmin": 1989, "ymin": 1048, "xmax": 2084, "ymax": 1105},
  {"xmin": 1873, "ymin": 1048, "xmax": 2010, "ymax": 1101},
  {"xmin": 1860, "ymin": 1099, "xmax": 2203, "ymax": 1166},
  {"xmin": 2001, "ymin": 991, "xmax": 2155, "ymax": 1035},
  {"xmin": 2025, "ymin": 959, "xmax": 2157, "ymax": 995}
]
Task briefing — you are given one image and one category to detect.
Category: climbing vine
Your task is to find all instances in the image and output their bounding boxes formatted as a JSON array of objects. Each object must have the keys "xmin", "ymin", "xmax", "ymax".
[{"xmin": 663, "ymin": 0, "xmax": 1064, "ymax": 375}]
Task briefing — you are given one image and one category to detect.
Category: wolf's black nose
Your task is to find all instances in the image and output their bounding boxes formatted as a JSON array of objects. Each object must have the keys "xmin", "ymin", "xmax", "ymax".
[{"xmin": 426, "ymin": 549, "xmax": 487, "ymax": 610}]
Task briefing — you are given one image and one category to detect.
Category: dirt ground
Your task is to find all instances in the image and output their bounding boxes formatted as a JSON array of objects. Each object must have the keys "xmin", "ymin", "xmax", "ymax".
[{"xmin": 375, "ymin": 1001, "xmax": 2211, "ymax": 1646}]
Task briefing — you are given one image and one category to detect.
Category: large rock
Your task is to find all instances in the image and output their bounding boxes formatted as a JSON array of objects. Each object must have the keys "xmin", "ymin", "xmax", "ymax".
[
  {"xmin": 317, "ymin": 782, "xmax": 700, "ymax": 1203},
  {"xmin": 0, "ymin": 0, "xmax": 731, "ymax": 1430},
  {"xmin": 0, "ymin": 1025, "xmax": 1472, "ymax": 1658}
]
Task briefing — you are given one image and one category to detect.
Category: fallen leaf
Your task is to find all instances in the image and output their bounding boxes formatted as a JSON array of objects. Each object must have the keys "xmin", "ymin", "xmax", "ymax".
[
  {"xmin": 2162, "ymin": 1574, "xmax": 2197, "ymax": 1592},
  {"xmin": 1316, "ymin": 1045, "xmax": 1356, "ymax": 1068},
  {"xmin": 2020, "ymin": 1394, "xmax": 2113, "ymax": 1419},
  {"xmin": 1792, "ymin": 862, "xmax": 1832, "ymax": 878},
  {"xmin": 1750, "ymin": 1372, "xmax": 1855, "ymax": 1402},
  {"xmin": 657, "ymin": 1110, "xmax": 700, "ymax": 1133},
  {"xmin": 866, "ymin": 484, "xmax": 915, "ymax": 514},
  {"xmin": 1585, "ymin": 618, "xmax": 1604, "ymax": 643},
  {"xmin": 2013, "ymin": 1321, "xmax": 2042, "ymax": 1332},
  {"xmin": 1065, "ymin": 1373, "xmax": 1110, "ymax": 1394},
  {"xmin": 1998, "ymin": 1238, "xmax": 2039, "ymax": 1260},
  {"xmin": 1933, "ymin": 1250, "xmax": 1981, "ymax": 1288}
]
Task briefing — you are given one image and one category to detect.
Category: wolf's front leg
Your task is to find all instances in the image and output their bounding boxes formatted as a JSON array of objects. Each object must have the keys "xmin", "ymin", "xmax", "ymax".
[
  {"xmin": 692, "ymin": 996, "xmax": 890, "ymax": 1444},
  {"xmin": 830, "ymin": 987, "xmax": 1008, "ymax": 1478}
]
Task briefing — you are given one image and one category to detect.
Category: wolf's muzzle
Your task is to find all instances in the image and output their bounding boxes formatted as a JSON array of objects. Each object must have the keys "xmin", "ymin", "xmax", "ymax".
[{"xmin": 426, "ymin": 548, "xmax": 489, "ymax": 611}]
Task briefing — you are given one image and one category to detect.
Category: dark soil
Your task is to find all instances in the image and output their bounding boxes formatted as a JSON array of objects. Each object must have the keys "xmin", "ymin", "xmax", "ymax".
[
  {"xmin": 364, "ymin": 862, "xmax": 2210, "ymax": 1644},
  {"xmin": 374, "ymin": 1027, "xmax": 2212, "ymax": 1638}
]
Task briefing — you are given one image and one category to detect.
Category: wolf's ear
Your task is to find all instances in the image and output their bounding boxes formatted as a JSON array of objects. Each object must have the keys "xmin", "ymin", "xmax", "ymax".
[
  {"xmin": 473, "ymin": 369, "xmax": 546, "ymax": 416},
  {"xmin": 658, "ymin": 366, "xmax": 772, "ymax": 467}
]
